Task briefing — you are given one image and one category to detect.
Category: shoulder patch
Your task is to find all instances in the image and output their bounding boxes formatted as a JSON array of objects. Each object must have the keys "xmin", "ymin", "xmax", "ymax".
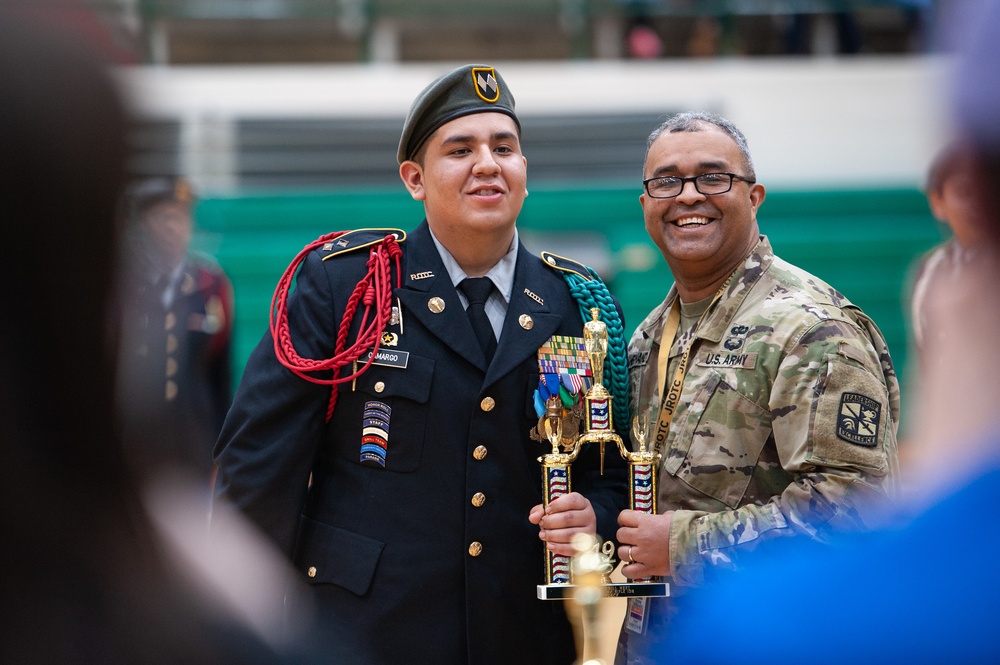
[
  {"xmin": 540, "ymin": 251, "xmax": 593, "ymax": 282},
  {"xmin": 320, "ymin": 228, "xmax": 406, "ymax": 260},
  {"xmin": 836, "ymin": 392, "xmax": 881, "ymax": 447}
]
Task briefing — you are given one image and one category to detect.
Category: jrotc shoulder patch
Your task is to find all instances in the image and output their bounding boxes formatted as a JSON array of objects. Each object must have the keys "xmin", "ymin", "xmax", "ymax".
[
  {"xmin": 835, "ymin": 392, "xmax": 881, "ymax": 447},
  {"xmin": 320, "ymin": 228, "xmax": 406, "ymax": 260}
]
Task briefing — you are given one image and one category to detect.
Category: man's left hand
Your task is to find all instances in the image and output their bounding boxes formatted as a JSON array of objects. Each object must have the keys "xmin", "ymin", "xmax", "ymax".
[{"xmin": 617, "ymin": 509, "xmax": 673, "ymax": 578}]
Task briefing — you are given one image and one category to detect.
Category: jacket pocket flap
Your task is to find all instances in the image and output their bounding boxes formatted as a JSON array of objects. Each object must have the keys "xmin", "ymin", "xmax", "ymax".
[
  {"xmin": 295, "ymin": 516, "xmax": 385, "ymax": 596},
  {"xmin": 356, "ymin": 353, "xmax": 434, "ymax": 403}
]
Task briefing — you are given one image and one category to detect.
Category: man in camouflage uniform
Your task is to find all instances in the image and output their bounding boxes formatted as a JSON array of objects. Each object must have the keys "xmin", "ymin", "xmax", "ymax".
[{"xmin": 615, "ymin": 112, "xmax": 900, "ymax": 663}]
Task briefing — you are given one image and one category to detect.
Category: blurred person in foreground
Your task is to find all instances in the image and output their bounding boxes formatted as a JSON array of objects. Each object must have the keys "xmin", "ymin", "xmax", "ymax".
[
  {"xmin": 0, "ymin": 10, "xmax": 317, "ymax": 664},
  {"xmin": 213, "ymin": 63, "xmax": 630, "ymax": 664},
  {"xmin": 117, "ymin": 175, "xmax": 234, "ymax": 492},
  {"xmin": 656, "ymin": 2, "xmax": 1000, "ymax": 663},
  {"xmin": 615, "ymin": 112, "xmax": 901, "ymax": 663}
]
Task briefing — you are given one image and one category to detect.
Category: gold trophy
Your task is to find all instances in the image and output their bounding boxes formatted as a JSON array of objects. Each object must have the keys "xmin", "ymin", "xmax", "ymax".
[
  {"xmin": 568, "ymin": 532, "xmax": 613, "ymax": 665},
  {"xmin": 536, "ymin": 309, "xmax": 668, "ymax": 600}
]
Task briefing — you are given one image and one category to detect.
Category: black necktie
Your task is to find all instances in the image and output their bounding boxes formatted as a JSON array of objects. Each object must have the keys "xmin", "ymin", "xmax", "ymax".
[{"xmin": 459, "ymin": 277, "xmax": 497, "ymax": 364}]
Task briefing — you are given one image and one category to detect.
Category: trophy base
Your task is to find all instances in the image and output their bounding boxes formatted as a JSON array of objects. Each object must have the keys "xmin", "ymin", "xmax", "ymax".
[{"xmin": 536, "ymin": 581, "xmax": 670, "ymax": 600}]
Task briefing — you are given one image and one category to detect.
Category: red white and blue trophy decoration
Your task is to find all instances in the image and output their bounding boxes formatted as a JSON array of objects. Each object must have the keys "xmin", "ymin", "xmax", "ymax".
[
  {"xmin": 535, "ymin": 308, "xmax": 668, "ymax": 600},
  {"xmin": 538, "ymin": 396, "xmax": 580, "ymax": 587},
  {"xmin": 623, "ymin": 410, "xmax": 662, "ymax": 586}
]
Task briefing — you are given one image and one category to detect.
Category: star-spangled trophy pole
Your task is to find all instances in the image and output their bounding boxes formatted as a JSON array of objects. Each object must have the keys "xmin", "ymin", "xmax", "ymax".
[
  {"xmin": 623, "ymin": 410, "xmax": 662, "ymax": 585},
  {"xmin": 538, "ymin": 397, "xmax": 580, "ymax": 588},
  {"xmin": 536, "ymin": 308, "xmax": 668, "ymax": 600}
]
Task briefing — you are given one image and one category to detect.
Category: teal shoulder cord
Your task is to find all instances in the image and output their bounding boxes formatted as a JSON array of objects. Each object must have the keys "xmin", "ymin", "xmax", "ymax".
[{"xmin": 562, "ymin": 270, "xmax": 630, "ymax": 434}]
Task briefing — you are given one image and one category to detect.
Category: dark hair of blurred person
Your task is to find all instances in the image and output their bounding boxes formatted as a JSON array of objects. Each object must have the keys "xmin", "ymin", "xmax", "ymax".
[{"xmin": 0, "ymin": 11, "xmax": 315, "ymax": 665}]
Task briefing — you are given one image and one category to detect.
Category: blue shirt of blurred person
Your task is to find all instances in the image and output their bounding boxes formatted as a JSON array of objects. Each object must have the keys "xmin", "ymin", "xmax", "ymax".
[{"xmin": 658, "ymin": 433, "xmax": 1000, "ymax": 665}]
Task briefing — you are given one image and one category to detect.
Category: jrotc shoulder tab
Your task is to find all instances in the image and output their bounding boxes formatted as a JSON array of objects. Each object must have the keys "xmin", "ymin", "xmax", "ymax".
[
  {"xmin": 540, "ymin": 251, "xmax": 593, "ymax": 282},
  {"xmin": 320, "ymin": 228, "xmax": 406, "ymax": 260}
]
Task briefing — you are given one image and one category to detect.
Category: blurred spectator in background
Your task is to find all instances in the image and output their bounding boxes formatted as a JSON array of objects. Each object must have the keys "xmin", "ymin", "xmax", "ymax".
[
  {"xmin": 623, "ymin": 0, "xmax": 664, "ymax": 58},
  {"xmin": 656, "ymin": 1, "xmax": 1000, "ymax": 663},
  {"xmin": 909, "ymin": 142, "xmax": 984, "ymax": 362},
  {"xmin": 784, "ymin": 12, "xmax": 863, "ymax": 55},
  {"xmin": 0, "ymin": 9, "xmax": 317, "ymax": 664},
  {"xmin": 117, "ymin": 176, "xmax": 234, "ymax": 494},
  {"xmin": 686, "ymin": 16, "xmax": 723, "ymax": 57},
  {"xmin": 626, "ymin": 16, "xmax": 665, "ymax": 59}
]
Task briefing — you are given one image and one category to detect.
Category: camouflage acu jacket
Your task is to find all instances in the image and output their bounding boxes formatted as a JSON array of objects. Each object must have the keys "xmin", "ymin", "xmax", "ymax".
[{"xmin": 628, "ymin": 235, "xmax": 900, "ymax": 587}]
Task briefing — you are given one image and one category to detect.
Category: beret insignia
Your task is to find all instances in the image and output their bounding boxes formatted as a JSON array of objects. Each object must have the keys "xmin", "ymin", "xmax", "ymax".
[{"xmin": 472, "ymin": 67, "xmax": 500, "ymax": 103}]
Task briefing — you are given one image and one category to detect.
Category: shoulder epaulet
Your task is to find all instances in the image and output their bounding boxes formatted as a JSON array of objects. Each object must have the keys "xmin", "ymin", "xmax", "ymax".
[
  {"xmin": 540, "ymin": 250, "xmax": 593, "ymax": 282},
  {"xmin": 320, "ymin": 228, "xmax": 406, "ymax": 260}
]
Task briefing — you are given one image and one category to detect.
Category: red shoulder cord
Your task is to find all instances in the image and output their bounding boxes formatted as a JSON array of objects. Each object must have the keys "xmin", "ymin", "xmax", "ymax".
[{"xmin": 270, "ymin": 232, "xmax": 403, "ymax": 422}]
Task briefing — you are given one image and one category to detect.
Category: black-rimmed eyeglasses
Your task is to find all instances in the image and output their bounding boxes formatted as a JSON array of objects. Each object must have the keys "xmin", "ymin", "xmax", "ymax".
[{"xmin": 642, "ymin": 172, "xmax": 755, "ymax": 199}]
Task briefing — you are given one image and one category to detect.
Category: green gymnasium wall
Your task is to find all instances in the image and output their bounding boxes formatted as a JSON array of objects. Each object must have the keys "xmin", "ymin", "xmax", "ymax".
[{"xmin": 194, "ymin": 185, "xmax": 944, "ymax": 413}]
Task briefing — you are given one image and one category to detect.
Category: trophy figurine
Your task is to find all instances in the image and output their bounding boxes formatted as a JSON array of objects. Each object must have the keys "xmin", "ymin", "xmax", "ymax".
[{"xmin": 577, "ymin": 308, "xmax": 623, "ymax": 474}]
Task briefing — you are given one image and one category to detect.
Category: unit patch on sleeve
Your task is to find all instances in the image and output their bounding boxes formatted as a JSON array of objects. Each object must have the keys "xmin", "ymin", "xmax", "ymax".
[{"xmin": 835, "ymin": 392, "xmax": 881, "ymax": 447}]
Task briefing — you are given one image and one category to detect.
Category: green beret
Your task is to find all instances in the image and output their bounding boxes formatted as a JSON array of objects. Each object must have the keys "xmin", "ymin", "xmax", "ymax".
[{"xmin": 397, "ymin": 64, "xmax": 519, "ymax": 164}]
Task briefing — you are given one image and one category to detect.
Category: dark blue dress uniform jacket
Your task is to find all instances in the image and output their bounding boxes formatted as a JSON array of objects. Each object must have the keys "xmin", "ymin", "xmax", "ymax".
[
  {"xmin": 214, "ymin": 221, "xmax": 629, "ymax": 664},
  {"xmin": 120, "ymin": 255, "xmax": 233, "ymax": 476}
]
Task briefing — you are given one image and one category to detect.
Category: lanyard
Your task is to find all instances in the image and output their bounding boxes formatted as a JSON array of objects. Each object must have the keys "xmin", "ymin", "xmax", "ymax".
[{"xmin": 650, "ymin": 280, "xmax": 731, "ymax": 454}]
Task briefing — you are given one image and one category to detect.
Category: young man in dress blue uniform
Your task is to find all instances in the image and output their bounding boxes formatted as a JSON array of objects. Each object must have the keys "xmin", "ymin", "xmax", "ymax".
[
  {"xmin": 213, "ymin": 64, "xmax": 630, "ymax": 664},
  {"xmin": 118, "ymin": 176, "xmax": 234, "ymax": 487}
]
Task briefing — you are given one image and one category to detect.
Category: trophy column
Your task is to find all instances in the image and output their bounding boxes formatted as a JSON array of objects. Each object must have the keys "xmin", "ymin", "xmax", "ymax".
[
  {"xmin": 541, "ymin": 455, "xmax": 573, "ymax": 585},
  {"xmin": 625, "ymin": 414, "xmax": 660, "ymax": 584},
  {"xmin": 538, "ymin": 397, "xmax": 579, "ymax": 587}
]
